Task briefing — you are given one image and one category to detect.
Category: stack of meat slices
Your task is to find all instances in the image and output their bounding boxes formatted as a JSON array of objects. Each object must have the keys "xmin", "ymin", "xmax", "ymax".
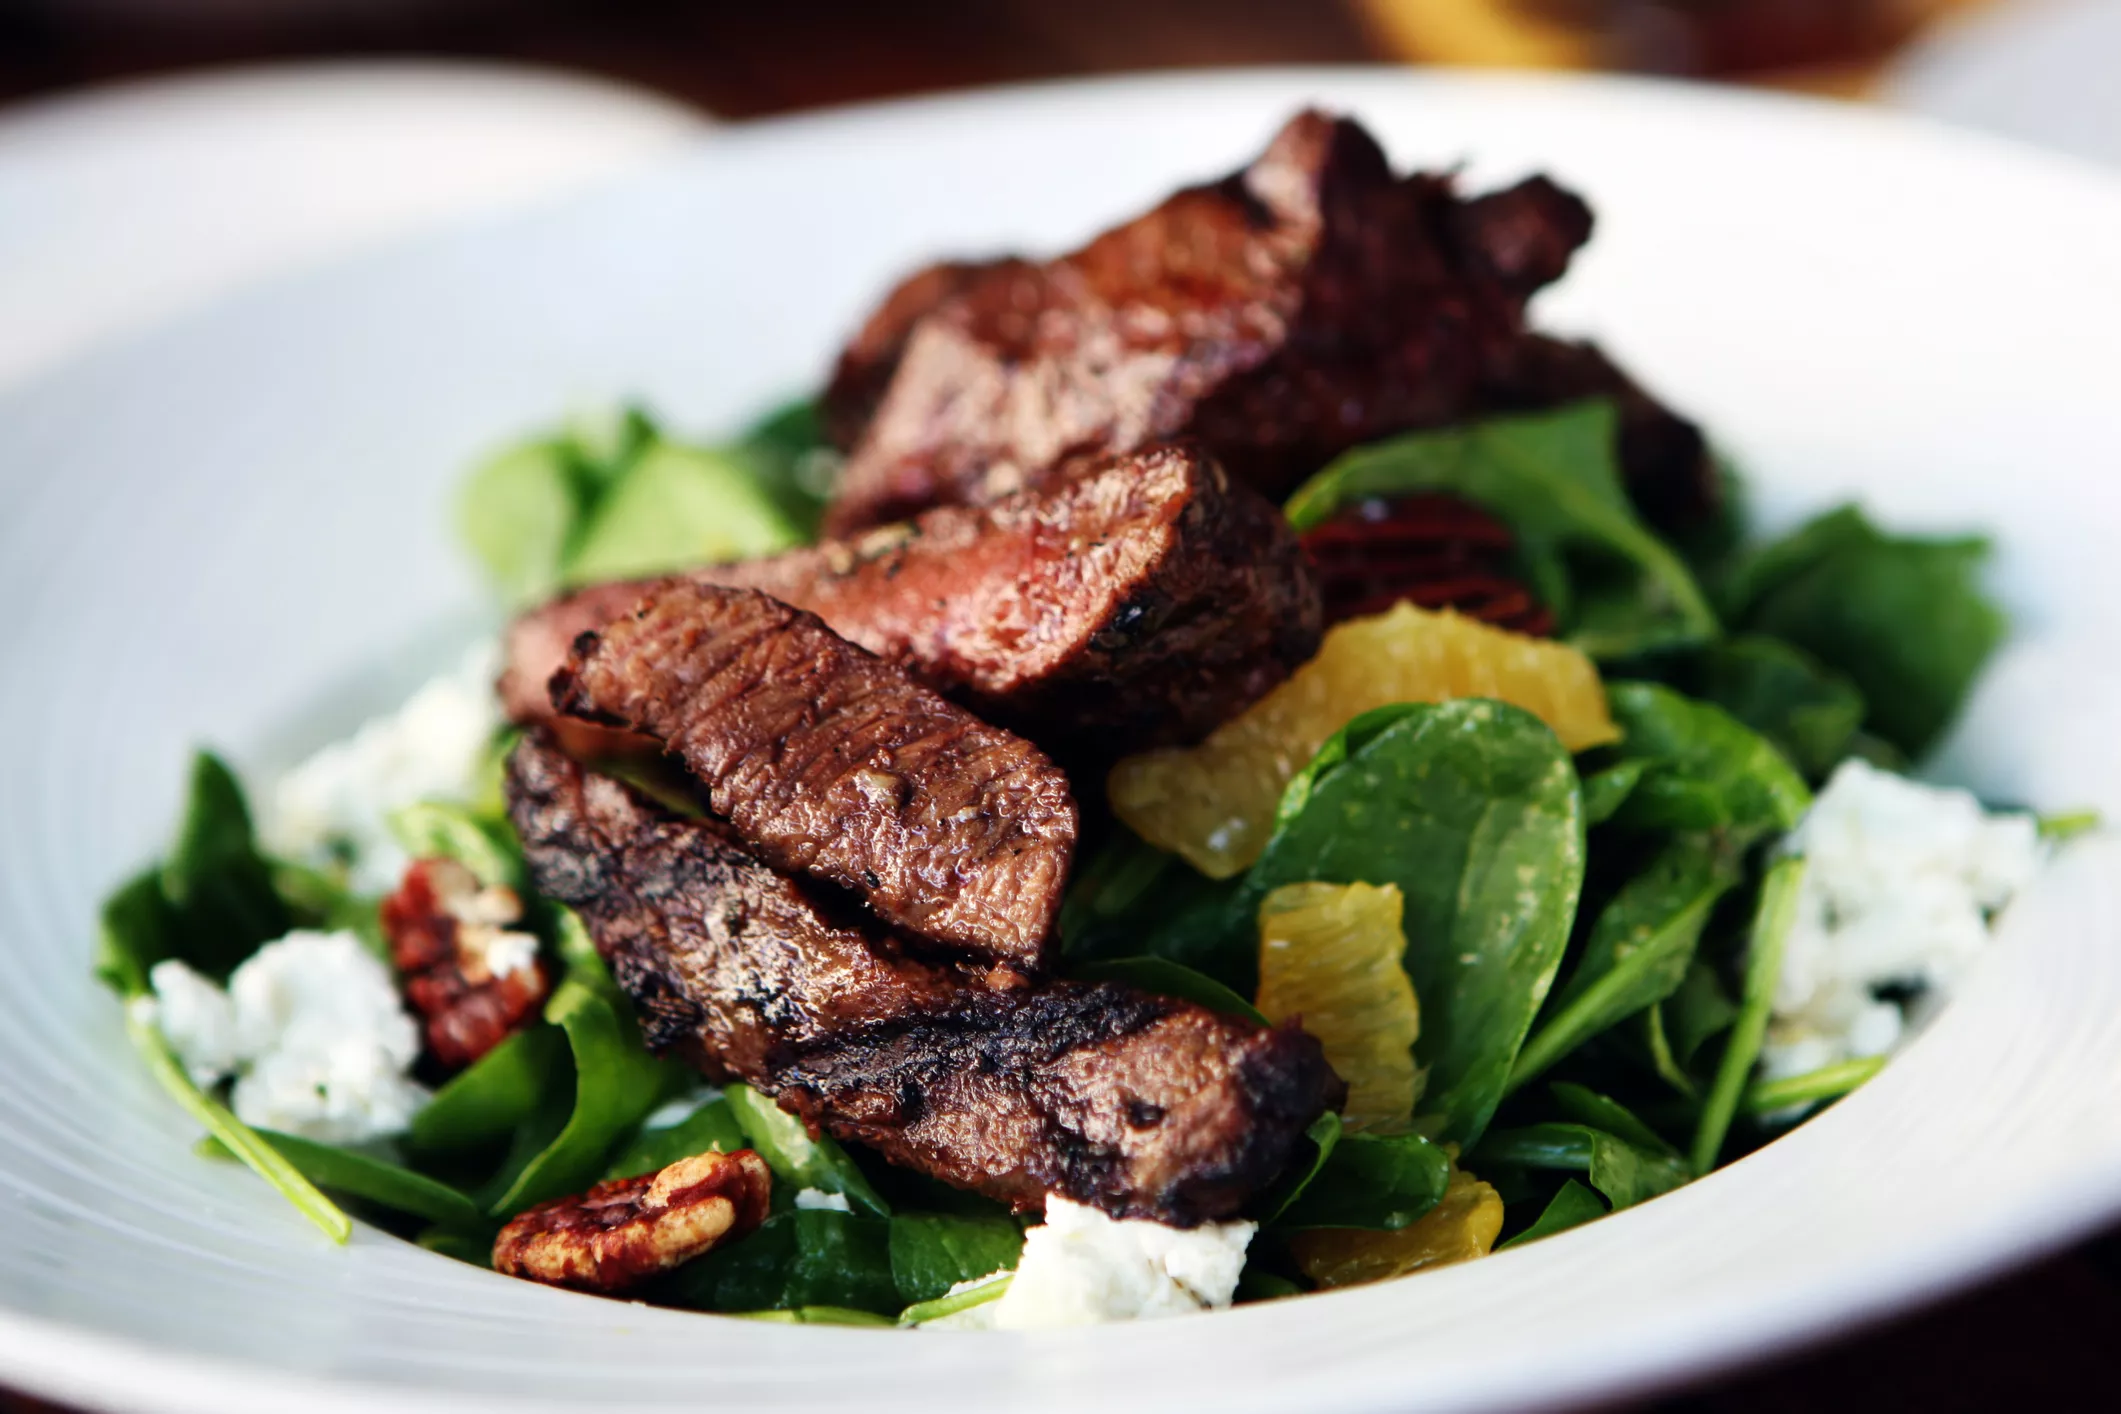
[{"xmin": 500, "ymin": 108, "xmax": 1714, "ymax": 1225}]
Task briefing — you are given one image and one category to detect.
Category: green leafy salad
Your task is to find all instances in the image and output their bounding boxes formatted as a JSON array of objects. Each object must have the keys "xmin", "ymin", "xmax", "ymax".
[{"xmin": 99, "ymin": 391, "xmax": 2058, "ymax": 1329}]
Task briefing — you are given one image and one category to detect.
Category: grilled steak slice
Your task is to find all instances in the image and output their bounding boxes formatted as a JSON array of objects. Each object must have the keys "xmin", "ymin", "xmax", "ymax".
[
  {"xmin": 553, "ymin": 582, "xmax": 1076, "ymax": 970},
  {"xmin": 821, "ymin": 257, "xmax": 1031, "ymax": 452},
  {"xmin": 506, "ymin": 732, "xmax": 1340, "ymax": 1225},
  {"xmin": 501, "ymin": 444, "xmax": 1322, "ymax": 756},
  {"xmin": 819, "ymin": 108, "xmax": 1600, "ymax": 535}
]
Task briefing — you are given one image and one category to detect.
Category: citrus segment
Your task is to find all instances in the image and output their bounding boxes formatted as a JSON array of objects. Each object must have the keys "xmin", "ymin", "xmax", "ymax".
[
  {"xmin": 1288, "ymin": 1167, "xmax": 1504, "ymax": 1289},
  {"xmin": 1256, "ymin": 882, "xmax": 1421, "ymax": 1134},
  {"xmin": 1109, "ymin": 603, "xmax": 1619, "ymax": 877}
]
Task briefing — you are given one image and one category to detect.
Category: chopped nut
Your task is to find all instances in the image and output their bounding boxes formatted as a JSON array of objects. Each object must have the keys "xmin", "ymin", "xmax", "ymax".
[
  {"xmin": 493, "ymin": 1149, "xmax": 773, "ymax": 1293},
  {"xmin": 381, "ymin": 857, "xmax": 551, "ymax": 1070}
]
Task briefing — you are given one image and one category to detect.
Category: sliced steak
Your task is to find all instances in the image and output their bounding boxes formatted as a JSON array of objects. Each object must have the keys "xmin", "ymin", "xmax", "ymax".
[
  {"xmin": 506, "ymin": 732, "xmax": 1340, "ymax": 1225},
  {"xmin": 818, "ymin": 107, "xmax": 1714, "ymax": 536},
  {"xmin": 552, "ymin": 582, "xmax": 1076, "ymax": 970},
  {"xmin": 502, "ymin": 444, "xmax": 1322, "ymax": 757},
  {"xmin": 821, "ymin": 257, "xmax": 1031, "ymax": 452}
]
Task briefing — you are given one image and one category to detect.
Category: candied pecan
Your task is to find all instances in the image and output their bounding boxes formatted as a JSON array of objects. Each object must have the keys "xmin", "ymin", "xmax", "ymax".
[
  {"xmin": 381, "ymin": 857, "xmax": 551, "ymax": 1070},
  {"xmin": 1300, "ymin": 493, "xmax": 1555, "ymax": 637},
  {"xmin": 492, "ymin": 1149, "xmax": 773, "ymax": 1293}
]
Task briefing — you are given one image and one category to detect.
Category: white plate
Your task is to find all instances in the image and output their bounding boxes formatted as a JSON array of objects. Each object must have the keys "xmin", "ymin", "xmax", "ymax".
[
  {"xmin": 1888, "ymin": 0, "xmax": 2121, "ymax": 171},
  {"xmin": 0, "ymin": 61, "xmax": 706, "ymax": 389},
  {"xmin": 1, "ymin": 68, "xmax": 2119, "ymax": 1414}
]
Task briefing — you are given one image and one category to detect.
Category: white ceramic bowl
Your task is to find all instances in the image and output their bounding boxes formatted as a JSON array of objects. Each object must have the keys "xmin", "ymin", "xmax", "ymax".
[{"xmin": 1, "ymin": 69, "xmax": 2118, "ymax": 1414}]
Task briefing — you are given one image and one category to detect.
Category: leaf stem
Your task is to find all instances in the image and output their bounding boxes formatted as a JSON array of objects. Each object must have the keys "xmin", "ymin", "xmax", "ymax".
[
  {"xmin": 1743, "ymin": 1056, "xmax": 1886, "ymax": 1116},
  {"xmin": 1690, "ymin": 856, "xmax": 1805, "ymax": 1174},
  {"xmin": 125, "ymin": 1008, "xmax": 351, "ymax": 1244}
]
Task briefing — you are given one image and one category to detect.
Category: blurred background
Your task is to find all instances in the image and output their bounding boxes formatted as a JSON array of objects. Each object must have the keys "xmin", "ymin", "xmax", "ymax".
[
  {"xmin": 4, "ymin": 0, "xmax": 2118, "ymax": 384},
  {"xmin": 3, "ymin": 0, "xmax": 2120, "ymax": 1409}
]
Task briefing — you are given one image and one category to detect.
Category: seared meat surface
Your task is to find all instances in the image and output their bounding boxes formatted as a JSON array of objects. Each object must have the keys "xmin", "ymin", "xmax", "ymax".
[
  {"xmin": 507, "ymin": 733, "xmax": 1340, "ymax": 1224},
  {"xmin": 553, "ymin": 582, "xmax": 1076, "ymax": 970},
  {"xmin": 818, "ymin": 108, "xmax": 1713, "ymax": 536},
  {"xmin": 502, "ymin": 444, "xmax": 1321, "ymax": 757},
  {"xmin": 821, "ymin": 257, "xmax": 1030, "ymax": 452}
]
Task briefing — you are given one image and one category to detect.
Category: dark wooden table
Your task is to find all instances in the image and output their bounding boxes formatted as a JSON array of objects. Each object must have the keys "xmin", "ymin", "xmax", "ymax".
[{"xmin": 3, "ymin": 2, "xmax": 2111, "ymax": 1409}]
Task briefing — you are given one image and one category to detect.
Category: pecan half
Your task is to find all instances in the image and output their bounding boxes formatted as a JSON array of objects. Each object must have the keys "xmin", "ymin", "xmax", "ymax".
[
  {"xmin": 381, "ymin": 857, "xmax": 551, "ymax": 1070},
  {"xmin": 492, "ymin": 1149, "xmax": 773, "ymax": 1293},
  {"xmin": 1300, "ymin": 493, "xmax": 1555, "ymax": 637}
]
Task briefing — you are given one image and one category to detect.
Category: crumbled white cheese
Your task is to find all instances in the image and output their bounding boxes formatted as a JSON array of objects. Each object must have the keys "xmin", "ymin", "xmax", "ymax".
[
  {"xmin": 143, "ymin": 959, "xmax": 239, "ymax": 1087},
  {"xmin": 266, "ymin": 644, "xmax": 502, "ymax": 892},
  {"xmin": 1764, "ymin": 759, "xmax": 2042, "ymax": 1082},
  {"xmin": 793, "ymin": 1187, "xmax": 852, "ymax": 1212},
  {"xmin": 984, "ymin": 1196, "xmax": 1254, "ymax": 1329},
  {"xmin": 142, "ymin": 931, "xmax": 426, "ymax": 1144}
]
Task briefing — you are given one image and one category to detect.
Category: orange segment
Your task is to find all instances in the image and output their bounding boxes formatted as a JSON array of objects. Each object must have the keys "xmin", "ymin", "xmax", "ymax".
[
  {"xmin": 1256, "ymin": 882, "xmax": 1421, "ymax": 1134},
  {"xmin": 1109, "ymin": 603, "xmax": 1619, "ymax": 878},
  {"xmin": 1288, "ymin": 1168, "xmax": 1504, "ymax": 1290}
]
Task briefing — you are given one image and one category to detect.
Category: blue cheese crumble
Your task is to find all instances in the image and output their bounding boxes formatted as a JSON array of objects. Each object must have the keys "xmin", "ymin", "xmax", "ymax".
[
  {"xmin": 1764, "ymin": 759, "xmax": 2042, "ymax": 1081},
  {"xmin": 136, "ymin": 929, "xmax": 427, "ymax": 1144},
  {"xmin": 933, "ymin": 1195, "xmax": 1254, "ymax": 1330},
  {"xmin": 266, "ymin": 644, "xmax": 502, "ymax": 892}
]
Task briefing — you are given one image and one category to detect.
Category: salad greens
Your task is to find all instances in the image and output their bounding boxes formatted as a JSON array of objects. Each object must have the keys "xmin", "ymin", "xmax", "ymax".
[
  {"xmin": 457, "ymin": 405, "xmax": 821, "ymax": 607},
  {"xmin": 100, "ymin": 387, "xmax": 2015, "ymax": 1315},
  {"xmin": 1284, "ymin": 401, "xmax": 1719, "ymax": 658},
  {"xmin": 1714, "ymin": 505, "xmax": 2005, "ymax": 757}
]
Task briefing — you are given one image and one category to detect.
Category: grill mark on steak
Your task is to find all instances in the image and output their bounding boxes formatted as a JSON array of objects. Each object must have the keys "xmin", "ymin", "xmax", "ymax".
[
  {"xmin": 551, "ymin": 582, "xmax": 1076, "ymax": 971},
  {"xmin": 500, "ymin": 444, "xmax": 1322, "ymax": 759},
  {"xmin": 816, "ymin": 107, "xmax": 1713, "ymax": 537},
  {"xmin": 505, "ymin": 732, "xmax": 1341, "ymax": 1224}
]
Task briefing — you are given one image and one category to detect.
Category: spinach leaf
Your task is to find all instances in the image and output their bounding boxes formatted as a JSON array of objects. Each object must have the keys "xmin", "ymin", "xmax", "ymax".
[
  {"xmin": 1283, "ymin": 402, "xmax": 1718, "ymax": 658},
  {"xmin": 1663, "ymin": 959, "xmax": 1739, "ymax": 1070},
  {"xmin": 480, "ymin": 975, "xmax": 676, "ymax": 1217},
  {"xmin": 563, "ymin": 441, "xmax": 800, "ymax": 588},
  {"xmin": 456, "ymin": 439, "xmax": 585, "ymax": 607},
  {"xmin": 1473, "ymin": 1123, "xmax": 1690, "ymax": 1210},
  {"xmin": 1744, "ymin": 1055, "xmax": 1884, "ymax": 1117},
  {"xmin": 888, "ymin": 1213, "xmax": 1024, "ymax": 1304},
  {"xmin": 603, "ymin": 1096, "xmax": 747, "ymax": 1182},
  {"xmin": 95, "ymin": 868, "xmax": 176, "ymax": 1000},
  {"xmin": 385, "ymin": 801, "xmax": 524, "ymax": 891},
  {"xmin": 202, "ymin": 1130, "xmax": 485, "ymax": 1231},
  {"xmin": 1509, "ymin": 835, "xmax": 1738, "ymax": 1092},
  {"xmin": 1602, "ymin": 683, "xmax": 1811, "ymax": 845},
  {"xmin": 1721, "ymin": 506, "xmax": 2004, "ymax": 756},
  {"xmin": 1498, "ymin": 1179, "xmax": 1607, "ymax": 1250},
  {"xmin": 734, "ymin": 397, "xmax": 835, "ymax": 538},
  {"xmin": 1238, "ymin": 701, "xmax": 1586, "ymax": 1145},
  {"xmin": 898, "ymin": 1272, "xmax": 1013, "ymax": 1326},
  {"xmin": 724, "ymin": 1085, "xmax": 890, "ymax": 1218},
  {"xmin": 1547, "ymin": 1083, "xmax": 1680, "ymax": 1159},
  {"xmin": 160, "ymin": 752, "xmax": 290, "ymax": 980},
  {"xmin": 1691, "ymin": 856, "xmax": 1806, "ymax": 1173},
  {"xmin": 268, "ymin": 859, "xmax": 385, "ymax": 960},
  {"xmin": 1691, "ymin": 637, "xmax": 1864, "ymax": 781},
  {"xmin": 96, "ymin": 753, "xmax": 290, "ymax": 996},
  {"xmin": 1272, "ymin": 1131, "xmax": 1453, "ymax": 1231},
  {"xmin": 1582, "ymin": 760, "xmax": 1648, "ymax": 827},
  {"xmin": 409, "ymin": 1023, "xmax": 567, "ymax": 1157},
  {"xmin": 659, "ymin": 1210, "xmax": 898, "ymax": 1315},
  {"xmin": 1259, "ymin": 1112, "xmax": 1343, "ymax": 1224},
  {"xmin": 1067, "ymin": 957, "xmax": 1267, "ymax": 1026},
  {"xmin": 125, "ymin": 1008, "xmax": 349, "ymax": 1242}
]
